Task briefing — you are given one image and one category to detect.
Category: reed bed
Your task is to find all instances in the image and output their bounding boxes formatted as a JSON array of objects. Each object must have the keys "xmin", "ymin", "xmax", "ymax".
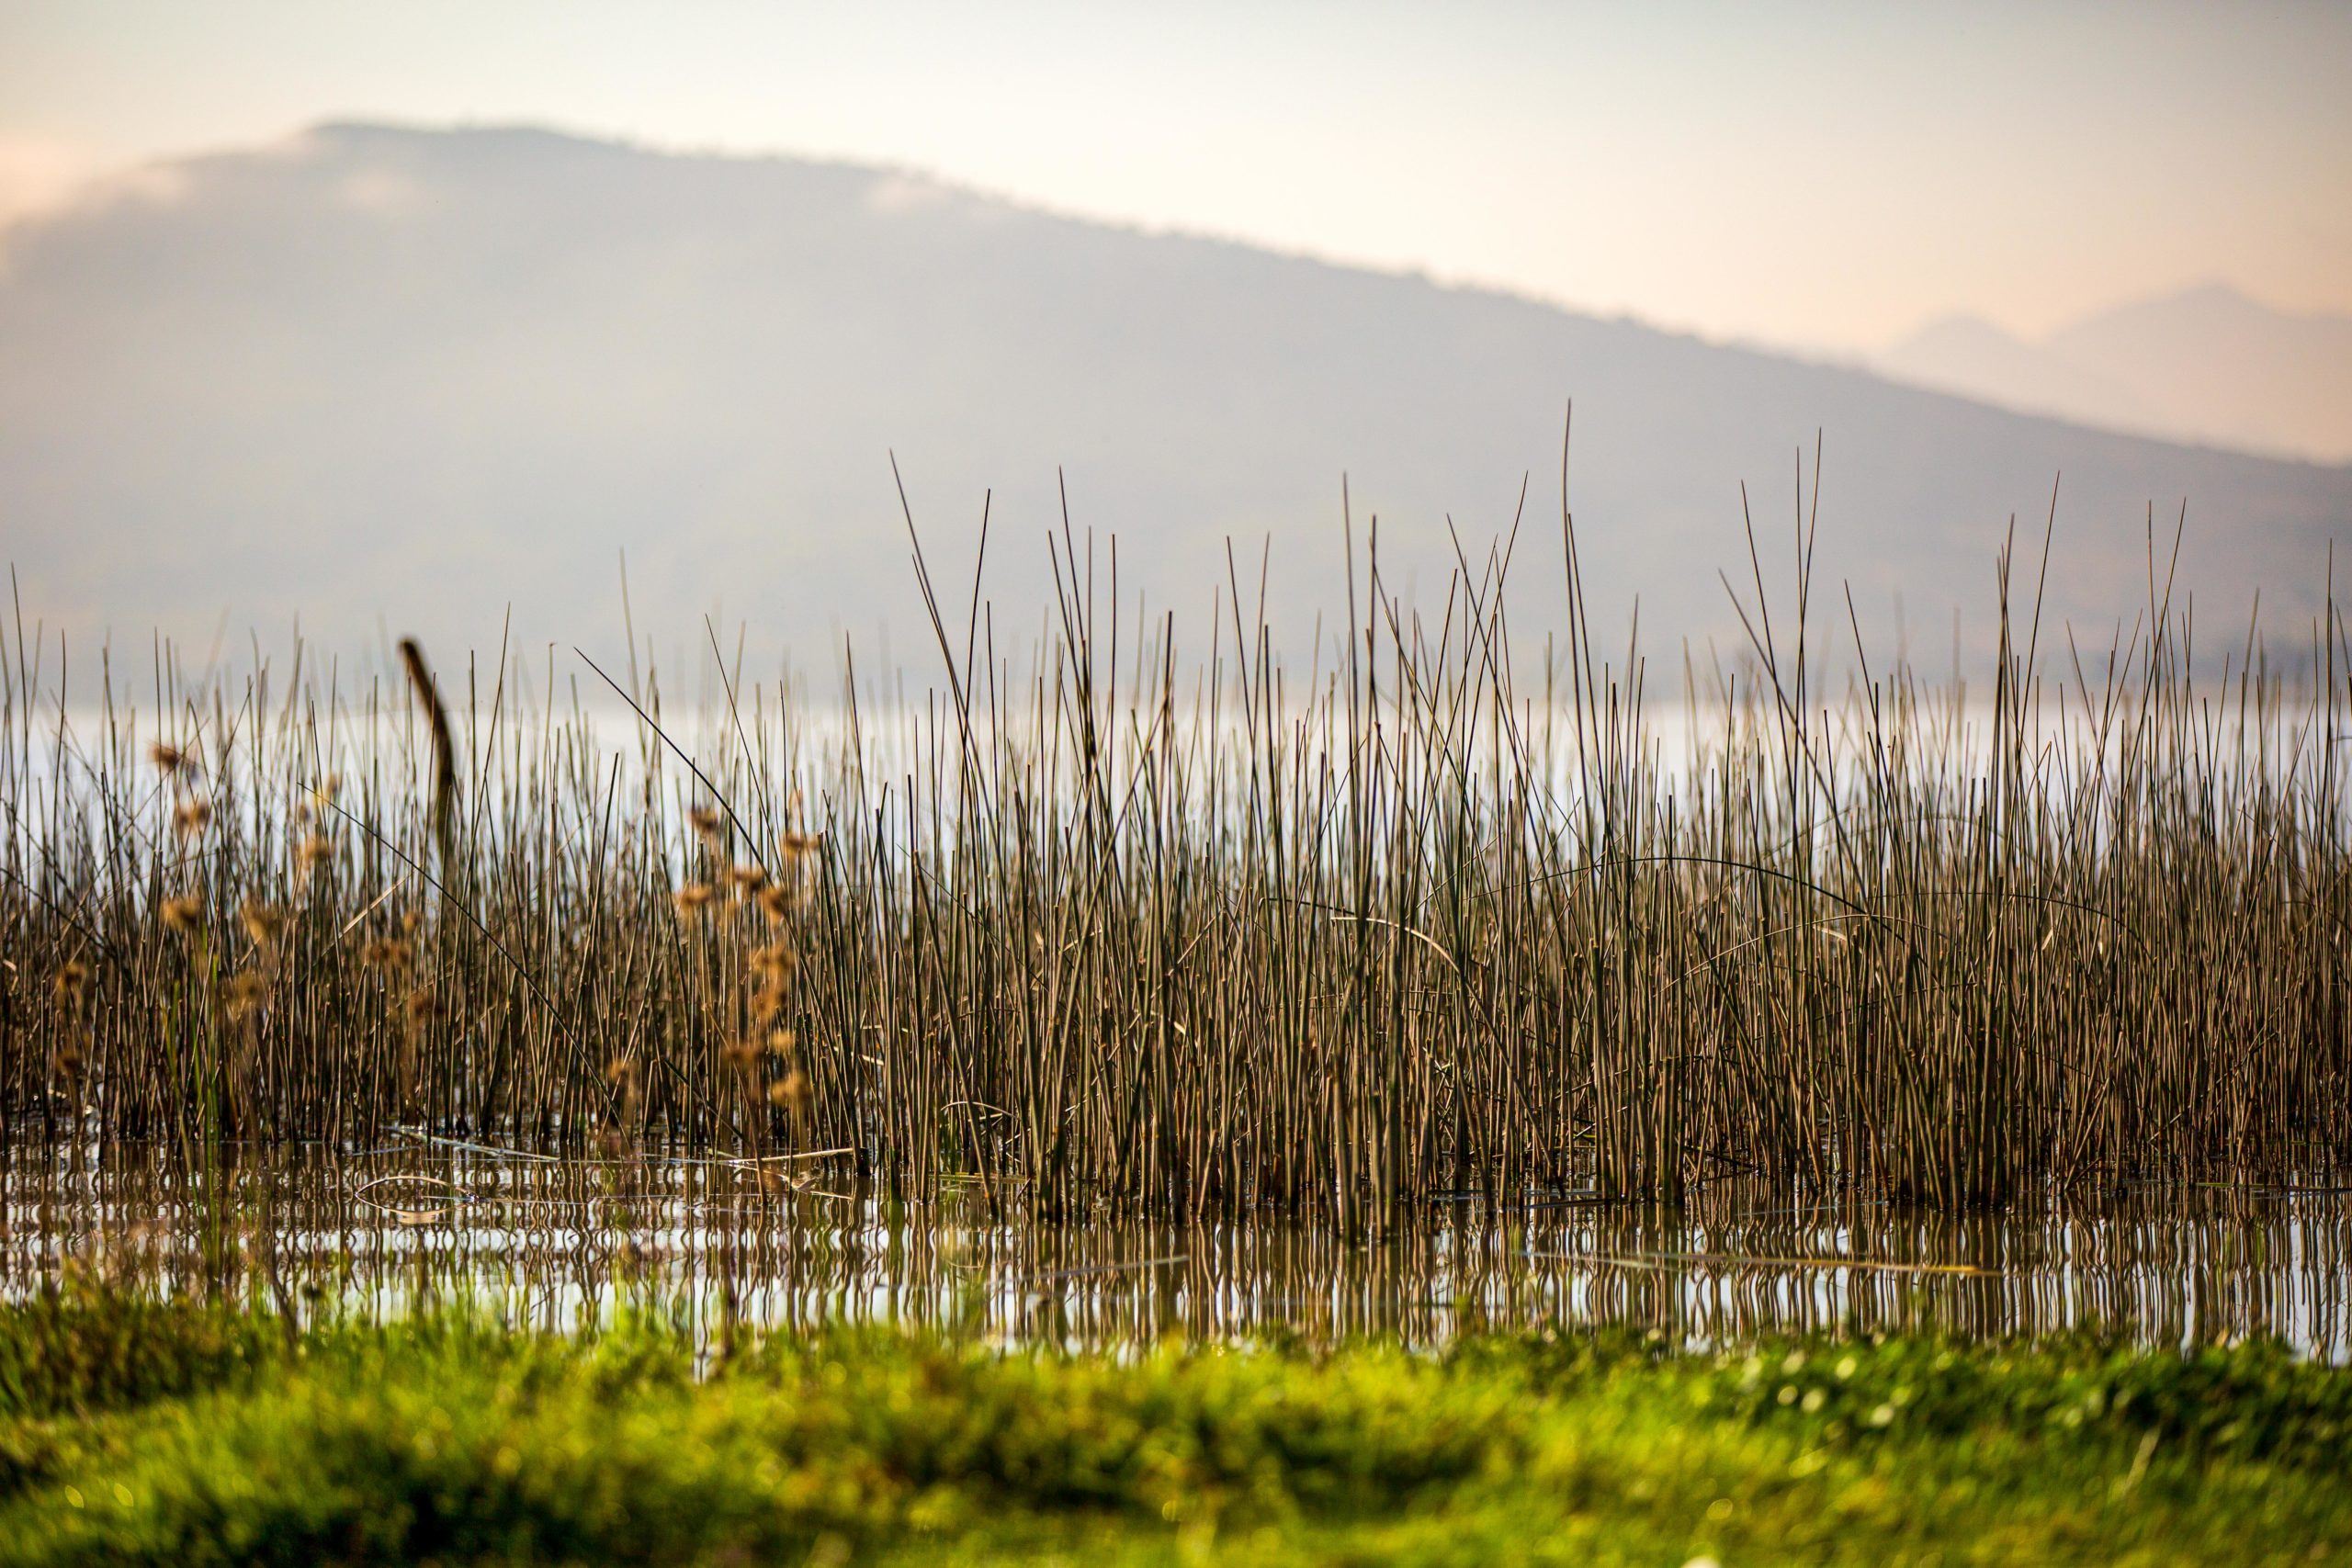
[{"xmin": 3, "ymin": 498, "xmax": 2347, "ymax": 1225}]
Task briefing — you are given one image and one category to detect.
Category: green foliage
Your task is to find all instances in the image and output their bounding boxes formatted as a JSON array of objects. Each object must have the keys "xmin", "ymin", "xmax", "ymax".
[
  {"xmin": 1684, "ymin": 1329, "xmax": 2352, "ymax": 1464},
  {"xmin": 0, "ymin": 1284, "xmax": 280, "ymax": 1423},
  {"xmin": 0, "ymin": 1292, "xmax": 2345, "ymax": 1563}
]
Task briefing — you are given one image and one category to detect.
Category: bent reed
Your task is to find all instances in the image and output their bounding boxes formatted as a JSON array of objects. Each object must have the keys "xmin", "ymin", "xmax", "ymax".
[{"xmin": 4, "ymin": 491, "xmax": 2347, "ymax": 1224}]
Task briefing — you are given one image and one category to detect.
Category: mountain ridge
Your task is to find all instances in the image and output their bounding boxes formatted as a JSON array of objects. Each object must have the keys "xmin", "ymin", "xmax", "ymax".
[
  {"xmin": 1878, "ymin": 284, "xmax": 2352, "ymax": 466},
  {"xmin": 0, "ymin": 121, "xmax": 2343, "ymax": 678}
]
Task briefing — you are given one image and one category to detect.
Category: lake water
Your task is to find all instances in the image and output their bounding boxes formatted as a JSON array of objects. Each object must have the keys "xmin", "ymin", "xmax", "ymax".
[{"xmin": 6, "ymin": 1138, "xmax": 2344, "ymax": 1358}]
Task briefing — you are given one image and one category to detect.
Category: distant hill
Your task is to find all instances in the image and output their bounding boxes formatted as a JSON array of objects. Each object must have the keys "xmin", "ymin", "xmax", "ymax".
[
  {"xmin": 0, "ymin": 123, "xmax": 2344, "ymax": 684},
  {"xmin": 1880, "ymin": 286, "xmax": 2352, "ymax": 466}
]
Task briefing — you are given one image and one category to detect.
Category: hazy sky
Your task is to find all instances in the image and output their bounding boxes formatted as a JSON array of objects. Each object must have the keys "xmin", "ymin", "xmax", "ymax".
[{"xmin": 1, "ymin": 0, "xmax": 2346, "ymax": 351}]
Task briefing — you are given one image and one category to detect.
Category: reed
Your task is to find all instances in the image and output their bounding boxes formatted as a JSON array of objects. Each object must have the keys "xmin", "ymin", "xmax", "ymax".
[{"xmin": 2, "ymin": 484, "xmax": 2346, "ymax": 1224}]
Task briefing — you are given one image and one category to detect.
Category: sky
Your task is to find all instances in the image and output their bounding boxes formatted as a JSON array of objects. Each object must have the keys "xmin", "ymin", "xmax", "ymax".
[{"xmin": 0, "ymin": 0, "xmax": 2346, "ymax": 353}]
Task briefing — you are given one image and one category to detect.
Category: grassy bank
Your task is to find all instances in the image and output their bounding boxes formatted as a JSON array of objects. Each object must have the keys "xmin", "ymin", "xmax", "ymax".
[{"xmin": 0, "ymin": 1290, "xmax": 2346, "ymax": 1563}]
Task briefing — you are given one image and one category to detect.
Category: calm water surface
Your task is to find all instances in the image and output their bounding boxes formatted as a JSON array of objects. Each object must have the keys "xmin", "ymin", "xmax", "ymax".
[{"xmin": 5, "ymin": 1140, "xmax": 2345, "ymax": 1357}]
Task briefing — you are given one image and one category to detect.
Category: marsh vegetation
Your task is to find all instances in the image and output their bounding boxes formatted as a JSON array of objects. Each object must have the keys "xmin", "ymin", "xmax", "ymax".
[
  {"xmin": 3, "ymin": 478, "xmax": 2348, "ymax": 1562},
  {"xmin": 7, "ymin": 490, "xmax": 2347, "ymax": 1226},
  {"xmin": 3, "ymin": 1284, "xmax": 2348, "ymax": 1563}
]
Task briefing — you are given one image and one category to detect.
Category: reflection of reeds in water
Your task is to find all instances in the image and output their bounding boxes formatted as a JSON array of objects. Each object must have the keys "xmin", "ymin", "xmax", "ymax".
[
  {"xmin": 3, "ymin": 1145, "xmax": 2343, "ymax": 1356},
  {"xmin": 0, "ymin": 491, "xmax": 2347, "ymax": 1224}
]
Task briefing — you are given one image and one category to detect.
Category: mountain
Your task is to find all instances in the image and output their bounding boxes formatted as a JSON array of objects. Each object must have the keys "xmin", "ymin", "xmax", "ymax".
[
  {"xmin": 1873, "ymin": 316, "xmax": 2165, "ymax": 442},
  {"xmin": 1881, "ymin": 287, "xmax": 2352, "ymax": 466},
  {"xmin": 0, "ymin": 123, "xmax": 2344, "ymax": 686}
]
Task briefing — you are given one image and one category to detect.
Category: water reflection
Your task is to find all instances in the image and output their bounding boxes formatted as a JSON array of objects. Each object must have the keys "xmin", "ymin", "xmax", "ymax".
[{"xmin": 5, "ymin": 1141, "xmax": 2345, "ymax": 1358}]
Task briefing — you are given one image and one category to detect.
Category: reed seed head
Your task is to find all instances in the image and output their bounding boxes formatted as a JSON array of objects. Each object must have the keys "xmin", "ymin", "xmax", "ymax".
[
  {"xmin": 160, "ymin": 896, "xmax": 205, "ymax": 936},
  {"xmin": 223, "ymin": 968, "xmax": 269, "ymax": 1021},
  {"xmin": 770, "ymin": 1068, "xmax": 811, "ymax": 1117},
  {"xmin": 673, "ymin": 882, "xmax": 717, "ymax": 917},
  {"xmin": 240, "ymin": 899, "xmax": 288, "ymax": 951}
]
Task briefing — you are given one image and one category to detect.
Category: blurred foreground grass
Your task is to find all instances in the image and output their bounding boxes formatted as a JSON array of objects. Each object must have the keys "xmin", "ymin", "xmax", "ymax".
[{"xmin": 0, "ymin": 1288, "xmax": 2346, "ymax": 1564}]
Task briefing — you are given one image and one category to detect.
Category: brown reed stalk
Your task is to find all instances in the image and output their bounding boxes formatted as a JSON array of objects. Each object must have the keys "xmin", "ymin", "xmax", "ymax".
[
  {"xmin": 0, "ymin": 479, "xmax": 2345, "ymax": 1227},
  {"xmin": 399, "ymin": 637, "xmax": 456, "ymax": 873}
]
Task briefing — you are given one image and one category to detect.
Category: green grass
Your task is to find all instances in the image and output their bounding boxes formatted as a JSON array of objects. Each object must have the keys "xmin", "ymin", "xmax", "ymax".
[{"xmin": 0, "ymin": 1289, "xmax": 2346, "ymax": 1563}]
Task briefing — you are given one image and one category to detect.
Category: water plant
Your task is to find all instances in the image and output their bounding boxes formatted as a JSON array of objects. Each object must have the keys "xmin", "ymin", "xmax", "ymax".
[{"xmin": 3, "ymin": 471, "xmax": 2346, "ymax": 1224}]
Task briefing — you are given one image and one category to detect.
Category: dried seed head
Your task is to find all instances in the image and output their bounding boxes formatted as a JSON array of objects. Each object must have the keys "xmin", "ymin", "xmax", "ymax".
[
  {"xmin": 728, "ymin": 863, "xmax": 768, "ymax": 897},
  {"xmin": 767, "ymin": 1028, "xmax": 798, "ymax": 1059},
  {"xmin": 173, "ymin": 796, "xmax": 213, "ymax": 839},
  {"xmin": 757, "ymin": 882, "xmax": 796, "ymax": 923},
  {"xmin": 403, "ymin": 986, "xmax": 439, "ymax": 1025},
  {"xmin": 777, "ymin": 830, "xmax": 821, "ymax": 863},
  {"xmin": 605, "ymin": 1054, "xmax": 638, "ymax": 1087},
  {"xmin": 687, "ymin": 806, "xmax": 724, "ymax": 844},
  {"xmin": 239, "ymin": 899, "xmax": 288, "ymax": 951},
  {"xmin": 360, "ymin": 935, "xmax": 412, "ymax": 972},
  {"xmin": 299, "ymin": 832, "xmax": 336, "ymax": 869},
  {"xmin": 752, "ymin": 978, "xmax": 790, "ymax": 1024},
  {"xmin": 769, "ymin": 1069, "xmax": 811, "ymax": 1116},
  {"xmin": 161, "ymin": 896, "xmax": 205, "ymax": 936},
  {"xmin": 673, "ymin": 882, "xmax": 717, "ymax": 917},
  {"xmin": 148, "ymin": 741, "xmax": 197, "ymax": 778},
  {"xmin": 52, "ymin": 961, "xmax": 91, "ymax": 1009},
  {"xmin": 223, "ymin": 968, "xmax": 269, "ymax": 1021},
  {"xmin": 750, "ymin": 942, "xmax": 797, "ymax": 979},
  {"xmin": 723, "ymin": 1036, "xmax": 763, "ymax": 1070}
]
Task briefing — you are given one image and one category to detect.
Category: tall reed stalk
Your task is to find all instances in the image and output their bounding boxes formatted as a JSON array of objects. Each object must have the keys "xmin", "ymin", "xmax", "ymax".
[{"xmin": 2, "ymin": 482, "xmax": 2346, "ymax": 1224}]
